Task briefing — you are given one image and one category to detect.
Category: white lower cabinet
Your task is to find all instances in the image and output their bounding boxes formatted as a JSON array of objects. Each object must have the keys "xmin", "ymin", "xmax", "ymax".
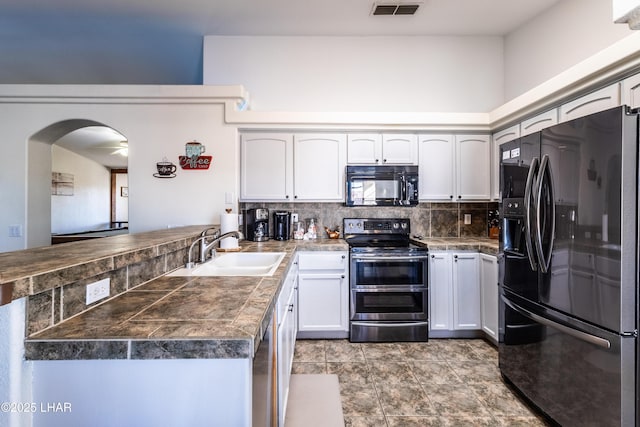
[
  {"xmin": 429, "ymin": 251, "xmax": 481, "ymax": 336},
  {"xmin": 479, "ymin": 254, "xmax": 498, "ymax": 343},
  {"xmin": 277, "ymin": 258, "xmax": 299, "ymax": 427},
  {"xmin": 297, "ymin": 251, "xmax": 349, "ymax": 338},
  {"xmin": 429, "ymin": 252, "xmax": 454, "ymax": 330},
  {"xmin": 452, "ymin": 252, "xmax": 481, "ymax": 329}
]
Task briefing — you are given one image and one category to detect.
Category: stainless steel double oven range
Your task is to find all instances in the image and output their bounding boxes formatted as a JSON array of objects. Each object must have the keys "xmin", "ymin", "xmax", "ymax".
[{"xmin": 344, "ymin": 218, "xmax": 429, "ymax": 342}]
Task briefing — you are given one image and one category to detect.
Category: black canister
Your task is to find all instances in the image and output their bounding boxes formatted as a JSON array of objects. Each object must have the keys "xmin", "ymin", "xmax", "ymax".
[{"xmin": 273, "ymin": 211, "xmax": 291, "ymax": 240}]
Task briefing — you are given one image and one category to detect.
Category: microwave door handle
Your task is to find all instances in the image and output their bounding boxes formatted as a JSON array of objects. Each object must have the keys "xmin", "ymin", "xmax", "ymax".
[
  {"xmin": 400, "ymin": 175, "xmax": 407, "ymax": 205},
  {"xmin": 524, "ymin": 157, "xmax": 539, "ymax": 271}
]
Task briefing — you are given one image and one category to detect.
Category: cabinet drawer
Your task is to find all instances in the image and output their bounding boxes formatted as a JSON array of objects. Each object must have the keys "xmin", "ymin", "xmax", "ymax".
[
  {"xmin": 298, "ymin": 252, "xmax": 347, "ymax": 271},
  {"xmin": 595, "ymin": 255, "xmax": 620, "ymax": 280},
  {"xmin": 570, "ymin": 251, "xmax": 594, "ymax": 270},
  {"xmin": 551, "ymin": 249, "xmax": 569, "ymax": 268}
]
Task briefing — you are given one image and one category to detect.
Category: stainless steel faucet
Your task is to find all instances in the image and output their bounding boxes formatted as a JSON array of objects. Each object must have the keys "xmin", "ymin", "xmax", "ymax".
[
  {"xmin": 200, "ymin": 230, "xmax": 244, "ymax": 262},
  {"xmin": 199, "ymin": 227, "xmax": 219, "ymax": 263},
  {"xmin": 185, "ymin": 229, "xmax": 244, "ymax": 268}
]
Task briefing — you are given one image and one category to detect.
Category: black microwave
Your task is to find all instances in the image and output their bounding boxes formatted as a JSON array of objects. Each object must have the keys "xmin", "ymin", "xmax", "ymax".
[{"xmin": 345, "ymin": 165, "xmax": 419, "ymax": 206}]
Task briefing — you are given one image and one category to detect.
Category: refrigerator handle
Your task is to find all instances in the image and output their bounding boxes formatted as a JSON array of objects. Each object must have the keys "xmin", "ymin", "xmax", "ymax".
[
  {"xmin": 502, "ymin": 295, "xmax": 611, "ymax": 349},
  {"xmin": 524, "ymin": 156, "xmax": 539, "ymax": 271},
  {"xmin": 534, "ymin": 155, "xmax": 555, "ymax": 273}
]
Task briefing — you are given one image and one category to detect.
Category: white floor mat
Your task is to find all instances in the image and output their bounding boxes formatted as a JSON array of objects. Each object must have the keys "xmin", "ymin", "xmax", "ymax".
[{"xmin": 284, "ymin": 374, "xmax": 344, "ymax": 427}]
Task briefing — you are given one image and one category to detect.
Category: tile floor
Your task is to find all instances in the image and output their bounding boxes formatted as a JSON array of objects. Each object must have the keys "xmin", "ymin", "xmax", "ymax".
[{"xmin": 292, "ymin": 338, "xmax": 550, "ymax": 427}]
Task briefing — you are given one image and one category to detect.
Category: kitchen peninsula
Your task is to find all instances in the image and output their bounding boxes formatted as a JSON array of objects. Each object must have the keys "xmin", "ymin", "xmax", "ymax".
[
  {"xmin": 1, "ymin": 226, "xmax": 345, "ymax": 426},
  {"xmin": 0, "ymin": 224, "xmax": 500, "ymax": 426}
]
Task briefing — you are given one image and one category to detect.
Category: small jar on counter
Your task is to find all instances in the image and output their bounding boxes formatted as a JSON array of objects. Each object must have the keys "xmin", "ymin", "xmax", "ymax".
[
  {"xmin": 293, "ymin": 221, "xmax": 305, "ymax": 240},
  {"xmin": 305, "ymin": 218, "xmax": 318, "ymax": 239}
]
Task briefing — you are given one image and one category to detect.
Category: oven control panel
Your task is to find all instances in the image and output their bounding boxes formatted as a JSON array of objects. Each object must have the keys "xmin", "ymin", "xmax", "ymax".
[{"xmin": 343, "ymin": 218, "xmax": 410, "ymax": 234}]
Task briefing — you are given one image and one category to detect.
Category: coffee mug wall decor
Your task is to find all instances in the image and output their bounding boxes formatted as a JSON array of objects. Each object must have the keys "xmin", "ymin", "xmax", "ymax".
[
  {"xmin": 154, "ymin": 158, "xmax": 177, "ymax": 178},
  {"xmin": 179, "ymin": 140, "xmax": 212, "ymax": 170}
]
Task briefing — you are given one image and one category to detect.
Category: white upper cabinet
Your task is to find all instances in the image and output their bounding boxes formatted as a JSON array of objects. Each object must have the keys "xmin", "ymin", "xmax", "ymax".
[
  {"xmin": 456, "ymin": 134, "xmax": 491, "ymax": 201},
  {"xmin": 418, "ymin": 134, "xmax": 490, "ymax": 201},
  {"xmin": 347, "ymin": 133, "xmax": 417, "ymax": 165},
  {"xmin": 347, "ymin": 134, "xmax": 382, "ymax": 164},
  {"xmin": 521, "ymin": 109, "xmax": 558, "ymax": 136},
  {"xmin": 240, "ymin": 133, "xmax": 293, "ymax": 201},
  {"xmin": 293, "ymin": 133, "xmax": 346, "ymax": 201},
  {"xmin": 240, "ymin": 132, "xmax": 345, "ymax": 202},
  {"xmin": 559, "ymin": 84, "xmax": 621, "ymax": 123},
  {"xmin": 418, "ymin": 134, "xmax": 455, "ymax": 201},
  {"xmin": 622, "ymin": 73, "xmax": 640, "ymax": 109},
  {"xmin": 491, "ymin": 124, "xmax": 520, "ymax": 200},
  {"xmin": 381, "ymin": 134, "xmax": 418, "ymax": 164}
]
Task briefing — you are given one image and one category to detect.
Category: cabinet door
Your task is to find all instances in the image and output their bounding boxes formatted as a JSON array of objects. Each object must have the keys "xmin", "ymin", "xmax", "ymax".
[
  {"xmin": 278, "ymin": 284, "xmax": 297, "ymax": 427},
  {"xmin": 418, "ymin": 134, "xmax": 455, "ymax": 201},
  {"xmin": 347, "ymin": 133, "xmax": 381, "ymax": 164},
  {"xmin": 559, "ymin": 84, "xmax": 621, "ymax": 123},
  {"xmin": 521, "ymin": 109, "xmax": 558, "ymax": 136},
  {"xmin": 297, "ymin": 273, "xmax": 348, "ymax": 333},
  {"xmin": 293, "ymin": 134, "xmax": 346, "ymax": 201},
  {"xmin": 479, "ymin": 254, "xmax": 498, "ymax": 342},
  {"xmin": 456, "ymin": 134, "xmax": 490, "ymax": 200},
  {"xmin": 381, "ymin": 134, "xmax": 418, "ymax": 164},
  {"xmin": 452, "ymin": 253, "xmax": 481, "ymax": 330},
  {"xmin": 240, "ymin": 133, "xmax": 293, "ymax": 201},
  {"xmin": 622, "ymin": 72, "xmax": 640, "ymax": 109},
  {"xmin": 429, "ymin": 252, "xmax": 453, "ymax": 330},
  {"xmin": 491, "ymin": 125, "xmax": 520, "ymax": 200}
]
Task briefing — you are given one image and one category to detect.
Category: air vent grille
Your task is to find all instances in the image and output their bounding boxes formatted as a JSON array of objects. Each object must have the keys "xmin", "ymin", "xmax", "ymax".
[{"xmin": 372, "ymin": 3, "xmax": 420, "ymax": 16}]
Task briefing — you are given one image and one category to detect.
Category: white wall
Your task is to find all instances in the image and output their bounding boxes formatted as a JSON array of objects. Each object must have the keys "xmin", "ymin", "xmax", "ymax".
[
  {"xmin": 0, "ymin": 86, "xmax": 242, "ymax": 252},
  {"xmin": 51, "ymin": 146, "xmax": 111, "ymax": 234},
  {"xmin": 203, "ymin": 35, "xmax": 505, "ymax": 113},
  {"xmin": 504, "ymin": 0, "xmax": 633, "ymax": 101}
]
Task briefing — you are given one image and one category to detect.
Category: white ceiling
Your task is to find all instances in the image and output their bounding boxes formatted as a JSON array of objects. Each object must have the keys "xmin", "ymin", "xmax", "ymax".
[
  {"xmin": 1, "ymin": 0, "xmax": 560, "ymax": 37},
  {"xmin": 55, "ymin": 127, "xmax": 129, "ymax": 169},
  {"xmin": 12, "ymin": 0, "xmax": 562, "ymax": 167}
]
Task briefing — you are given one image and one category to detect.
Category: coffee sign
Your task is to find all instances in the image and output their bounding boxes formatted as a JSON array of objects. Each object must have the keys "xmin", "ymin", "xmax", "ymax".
[{"xmin": 179, "ymin": 140, "xmax": 212, "ymax": 170}]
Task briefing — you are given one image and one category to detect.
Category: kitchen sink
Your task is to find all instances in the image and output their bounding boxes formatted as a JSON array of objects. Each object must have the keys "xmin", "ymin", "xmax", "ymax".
[{"xmin": 168, "ymin": 252, "xmax": 286, "ymax": 277}]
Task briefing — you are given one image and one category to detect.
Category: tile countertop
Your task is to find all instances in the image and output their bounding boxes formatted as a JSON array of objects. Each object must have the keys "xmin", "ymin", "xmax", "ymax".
[
  {"xmin": 23, "ymin": 233, "xmax": 499, "ymax": 362},
  {"xmin": 25, "ymin": 237, "xmax": 348, "ymax": 362},
  {"xmin": 0, "ymin": 225, "xmax": 209, "ymax": 303},
  {"xmin": 411, "ymin": 237, "xmax": 499, "ymax": 255}
]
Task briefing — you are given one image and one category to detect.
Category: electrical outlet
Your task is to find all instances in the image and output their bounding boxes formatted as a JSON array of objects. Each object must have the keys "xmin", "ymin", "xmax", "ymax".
[
  {"xmin": 292, "ymin": 213, "xmax": 299, "ymax": 223},
  {"xmin": 464, "ymin": 214, "xmax": 472, "ymax": 225},
  {"xmin": 8, "ymin": 225, "xmax": 23, "ymax": 237},
  {"xmin": 86, "ymin": 278, "xmax": 110, "ymax": 305}
]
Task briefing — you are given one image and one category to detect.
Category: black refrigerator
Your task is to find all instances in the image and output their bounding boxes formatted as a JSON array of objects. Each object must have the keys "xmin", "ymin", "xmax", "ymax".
[{"xmin": 498, "ymin": 106, "xmax": 639, "ymax": 426}]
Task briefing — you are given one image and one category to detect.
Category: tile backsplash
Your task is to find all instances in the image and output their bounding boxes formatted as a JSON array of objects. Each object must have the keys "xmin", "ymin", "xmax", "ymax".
[{"xmin": 240, "ymin": 202, "xmax": 498, "ymax": 239}]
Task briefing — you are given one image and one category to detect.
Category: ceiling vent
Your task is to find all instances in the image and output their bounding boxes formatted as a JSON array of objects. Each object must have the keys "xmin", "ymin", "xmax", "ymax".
[{"xmin": 372, "ymin": 3, "xmax": 420, "ymax": 16}]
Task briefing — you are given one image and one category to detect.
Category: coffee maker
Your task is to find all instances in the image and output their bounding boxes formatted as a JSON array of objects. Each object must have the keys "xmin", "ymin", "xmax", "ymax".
[
  {"xmin": 273, "ymin": 211, "xmax": 291, "ymax": 241},
  {"xmin": 243, "ymin": 208, "xmax": 269, "ymax": 242}
]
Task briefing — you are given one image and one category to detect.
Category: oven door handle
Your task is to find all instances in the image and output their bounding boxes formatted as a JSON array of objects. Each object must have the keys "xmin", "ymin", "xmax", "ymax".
[
  {"xmin": 351, "ymin": 285, "xmax": 427, "ymax": 292},
  {"xmin": 353, "ymin": 255, "xmax": 430, "ymax": 261},
  {"xmin": 351, "ymin": 321, "xmax": 430, "ymax": 328}
]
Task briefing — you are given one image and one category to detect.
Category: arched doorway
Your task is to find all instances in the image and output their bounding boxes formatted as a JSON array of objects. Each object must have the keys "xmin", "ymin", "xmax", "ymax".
[{"xmin": 27, "ymin": 119, "xmax": 128, "ymax": 248}]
